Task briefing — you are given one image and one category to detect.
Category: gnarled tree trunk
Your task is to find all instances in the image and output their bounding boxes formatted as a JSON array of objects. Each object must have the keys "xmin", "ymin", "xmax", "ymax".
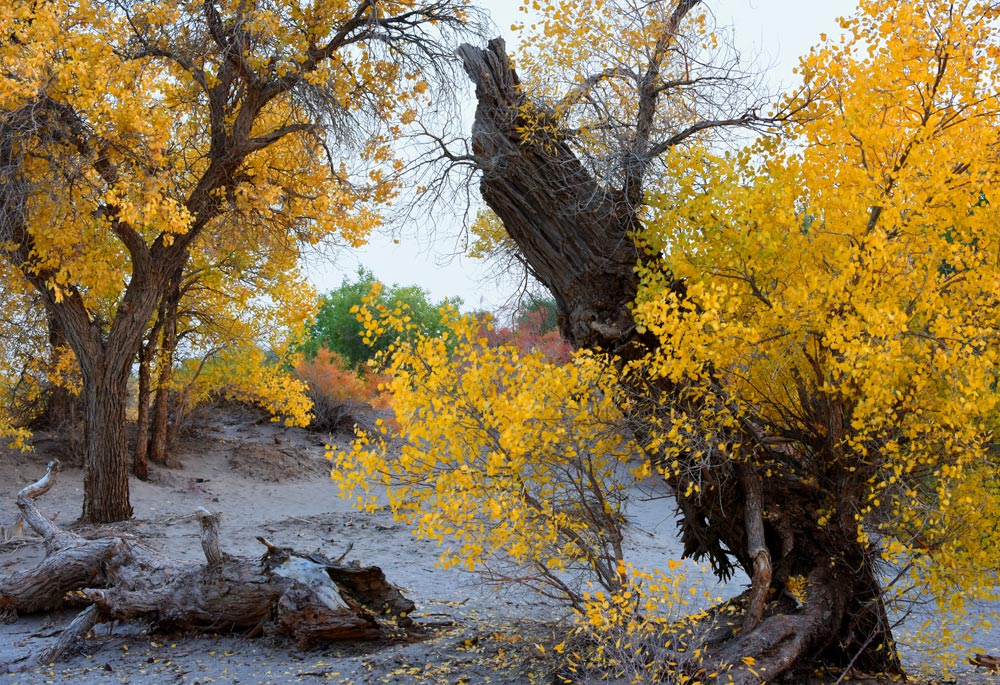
[{"xmin": 459, "ymin": 38, "xmax": 902, "ymax": 684}]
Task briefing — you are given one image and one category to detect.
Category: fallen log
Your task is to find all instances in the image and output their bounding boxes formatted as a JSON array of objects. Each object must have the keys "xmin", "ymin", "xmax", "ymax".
[{"xmin": 1, "ymin": 461, "xmax": 416, "ymax": 665}]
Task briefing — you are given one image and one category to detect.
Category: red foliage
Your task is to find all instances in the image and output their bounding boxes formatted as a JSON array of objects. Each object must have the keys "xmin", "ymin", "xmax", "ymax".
[
  {"xmin": 296, "ymin": 349, "xmax": 389, "ymax": 407},
  {"xmin": 479, "ymin": 309, "xmax": 573, "ymax": 364}
]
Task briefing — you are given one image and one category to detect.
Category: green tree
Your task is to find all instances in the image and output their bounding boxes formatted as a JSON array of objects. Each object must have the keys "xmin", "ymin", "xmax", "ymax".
[{"xmin": 302, "ymin": 269, "xmax": 458, "ymax": 370}]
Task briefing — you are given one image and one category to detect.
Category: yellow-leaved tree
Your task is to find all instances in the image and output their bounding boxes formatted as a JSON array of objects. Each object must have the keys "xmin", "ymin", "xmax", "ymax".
[
  {"xmin": 0, "ymin": 0, "xmax": 474, "ymax": 522},
  {"xmin": 445, "ymin": 0, "xmax": 1000, "ymax": 682},
  {"xmin": 132, "ymin": 222, "xmax": 320, "ymax": 477},
  {"xmin": 331, "ymin": 291, "xmax": 643, "ymax": 610},
  {"xmin": 635, "ymin": 0, "xmax": 1000, "ymax": 672}
]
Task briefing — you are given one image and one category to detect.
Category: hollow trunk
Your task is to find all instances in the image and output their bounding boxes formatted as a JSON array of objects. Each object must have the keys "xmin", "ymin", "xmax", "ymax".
[{"xmin": 459, "ymin": 38, "xmax": 903, "ymax": 682}]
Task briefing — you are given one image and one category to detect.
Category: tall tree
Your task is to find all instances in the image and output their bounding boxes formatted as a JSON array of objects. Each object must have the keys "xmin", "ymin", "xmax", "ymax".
[
  {"xmin": 459, "ymin": 0, "xmax": 1000, "ymax": 680},
  {"xmin": 0, "ymin": 0, "xmax": 473, "ymax": 522}
]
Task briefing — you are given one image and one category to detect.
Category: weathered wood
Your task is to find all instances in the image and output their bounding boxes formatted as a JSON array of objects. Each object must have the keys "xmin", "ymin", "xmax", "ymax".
[
  {"xmin": 196, "ymin": 506, "xmax": 227, "ymax": 570},
  {"xmin": 1, "ymin": 464, "xmax": 415, "ymax": 663},
  {"xmin": 457, "ymin": 39, "xmax": 640, "ymax": 351},
  {"xmin": 16, "ymin": 460, "xmax": 65, "ymax": 548},
  {"xmin": 36, "ymin": 605, "xmax": 99, "ymax": 666},
  {"xmin": 277, "ymin": 586, "xmax": 380, "ymax": 648},
  {"xmin": 971, "ymin": 653, "xmax": 1000, "ymax": 671}
]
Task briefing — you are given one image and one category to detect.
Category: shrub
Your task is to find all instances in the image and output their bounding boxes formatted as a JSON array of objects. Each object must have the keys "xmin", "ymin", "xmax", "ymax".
[
  {"xmin": 301, "ymin": 268, "xmax": 458, "ymax": 370},
  {"xmin": 295, "ymin": 348, "xmax": 388, "ymax": 433},
  {"xmin": 330, "ymin": 301, "xmax": 643, "ymax": 609}
]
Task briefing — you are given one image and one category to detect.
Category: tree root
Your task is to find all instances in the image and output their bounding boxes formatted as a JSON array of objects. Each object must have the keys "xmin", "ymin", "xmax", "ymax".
[
  {"xmin": 676, "ymin": 564, "xmax": 902, "ymax": 685},
  {"xmin": 1, "ymin": 462, "xmax": 417, "ymax": 666}
]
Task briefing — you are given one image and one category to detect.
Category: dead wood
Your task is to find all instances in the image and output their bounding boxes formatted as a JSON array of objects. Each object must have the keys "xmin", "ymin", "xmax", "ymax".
[
  {"xmin": 970, "ymin": 653, "xmax": 1000, "ymax": 671},
  {"xmin": 1, "ymin": 463, "xmax": 416, "ymax": 666}
]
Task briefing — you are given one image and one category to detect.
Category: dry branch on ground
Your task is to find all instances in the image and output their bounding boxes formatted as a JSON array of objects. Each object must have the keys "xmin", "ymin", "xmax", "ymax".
[{"xmin": 0, "ymin": 461, "xmax": 416, "ymax": 668}]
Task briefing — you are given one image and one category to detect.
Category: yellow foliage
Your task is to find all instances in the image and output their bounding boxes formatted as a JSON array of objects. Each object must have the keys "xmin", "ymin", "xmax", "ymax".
[
  {"xmin": 465, "ymin": 209, "xmax": 515, "ymax": 260},
  {"xmin": 566, "ymin": 562, "xmax": 724, "ymax": 683},
  {"xmin": 329, "ymin": 293, "xmax": 644, "ymax": 606},
  {"xmin": 175, "ymin": 346, "xmax": 313, "ymax": 428},
  {"xmin": 634, "ymin": 0, "xmax": 1000, "ymax": 658}
]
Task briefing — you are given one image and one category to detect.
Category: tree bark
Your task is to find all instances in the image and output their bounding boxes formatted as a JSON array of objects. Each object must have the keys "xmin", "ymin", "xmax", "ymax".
[
  {"xmin": 80, "ymin": 356, "xmax": 134, "ymax": 522},
  {"xmin": 149, "ymin": 272, "xmax": 182, "ymax": 467},
  {"xmin": 133, "ymin": 339, "xmax": 152, "ymax": 480},
  {"xmin": 459, "ymin": 38, "xmax": 904, "ymax": 683}
]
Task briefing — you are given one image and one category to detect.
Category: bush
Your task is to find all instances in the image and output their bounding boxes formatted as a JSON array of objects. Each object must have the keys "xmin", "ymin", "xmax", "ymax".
[
  {"xmin": 301, "ymin": 268, "xmax": 458, "ymax": 370},
  {"xmin": 330, "ymin": 302, "xmax": 641, "ymax": 608},
  {"xmin": 295, "ymin": 348, "xmax": 388, "ymax": 433}
]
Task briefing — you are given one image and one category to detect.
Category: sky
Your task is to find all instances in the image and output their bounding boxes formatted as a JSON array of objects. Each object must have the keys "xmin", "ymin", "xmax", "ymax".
[{"xmin": 306, "ymin": 0, "xmax": 858, "ymax": 315}]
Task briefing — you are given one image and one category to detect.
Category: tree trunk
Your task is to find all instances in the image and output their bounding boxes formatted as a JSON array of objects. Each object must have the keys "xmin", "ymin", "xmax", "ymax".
[
  {"xmin": 149, "ymin": 273, "xmax": 182, "ymax": 467},
  {"xmin": 459, "ymin": 38, "xmax": 903, "ymax": 683},
  {"xmin": 133, "ymin": 340, "xmax": 152, "ymax": 480},
  {"xmin": 81, "ymin": 359, "xmax": 134, "ymax": 522}
]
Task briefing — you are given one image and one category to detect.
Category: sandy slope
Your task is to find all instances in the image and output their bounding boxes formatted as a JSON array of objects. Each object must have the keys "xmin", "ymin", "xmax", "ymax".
[{"xmin": 0, "ymin": 406, "xmax": 998, "ymax": 684}]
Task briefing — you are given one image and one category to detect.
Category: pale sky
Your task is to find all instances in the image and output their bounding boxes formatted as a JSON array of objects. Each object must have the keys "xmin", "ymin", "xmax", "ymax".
[{"xmin": 306, "ymin": 0, "xmax": 858, "ymax": 314}]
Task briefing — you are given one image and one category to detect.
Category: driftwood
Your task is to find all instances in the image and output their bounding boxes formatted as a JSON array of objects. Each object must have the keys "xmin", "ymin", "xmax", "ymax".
[{"xmin": 1, "ymin": 461, "xmax": 415, "ymax": 666}]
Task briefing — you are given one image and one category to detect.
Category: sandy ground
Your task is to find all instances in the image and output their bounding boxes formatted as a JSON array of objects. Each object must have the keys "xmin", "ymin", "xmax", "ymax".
[{"xmin": 0, "ymin": 405, "xmax": 998, "ymax": 684}]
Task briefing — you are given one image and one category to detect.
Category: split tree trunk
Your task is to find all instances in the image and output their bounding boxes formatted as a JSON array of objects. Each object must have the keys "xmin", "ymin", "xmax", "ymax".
[
  {"xmin": 459, "ymin": 38, "xmax": 903, "ymax": 683},
  {"xmin": 1, "ymin": 462, "xmax": 416, "ymax": 666}
]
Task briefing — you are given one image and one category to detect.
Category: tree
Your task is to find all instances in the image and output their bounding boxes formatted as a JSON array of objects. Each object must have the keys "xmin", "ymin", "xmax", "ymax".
[
  {"xmin": 454, "ymin": 0, "xmax": 1000, "ymax": 681},
  {"xmin": 0, "ymin": 270, "xmax": 48, "ymax": 450},
  {"xmin": 301, "ymin": 268, "xmax": 458, "ymax": 370},
  {"xmin": 134, "ymin": 213, "xmax": 321, "ymax": 474},
  {"xmin": 0, "ymin": 0, "xmax": 473, "ymax": 522}
]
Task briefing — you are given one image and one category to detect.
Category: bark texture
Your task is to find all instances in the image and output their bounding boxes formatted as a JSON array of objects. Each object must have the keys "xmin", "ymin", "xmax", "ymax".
[
  {"xmin": 459, "ymin": 38, "xmax": 902, "ymax": 683},
  {"xmin": 149, "ymin": 269, "xmax": 183, "ymax": 467},
  {"xmin": 1, "ymin": 462, "xmax": 416, "ymax": 667}
]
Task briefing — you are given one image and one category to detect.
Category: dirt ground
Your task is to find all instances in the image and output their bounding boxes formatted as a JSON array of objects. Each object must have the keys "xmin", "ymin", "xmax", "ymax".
[{"xmin": 1, "ymin": 405, "xmax": 999, "ymax": 684}]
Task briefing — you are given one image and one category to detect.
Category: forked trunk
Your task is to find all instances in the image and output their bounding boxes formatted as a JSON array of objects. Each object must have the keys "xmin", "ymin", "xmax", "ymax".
[{"xmin": 459, "ymin": 38, "xmax": 904, "ymax": 682}]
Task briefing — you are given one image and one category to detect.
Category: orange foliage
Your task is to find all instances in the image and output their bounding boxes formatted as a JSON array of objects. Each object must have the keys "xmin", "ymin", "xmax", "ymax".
[
  {"xmin": 479, "ymin": 310, "xmax": 573, "ymax": 364},
  {"xmin": 295, "ymin": 348, "xmax": 389, "ymax": 410}
]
